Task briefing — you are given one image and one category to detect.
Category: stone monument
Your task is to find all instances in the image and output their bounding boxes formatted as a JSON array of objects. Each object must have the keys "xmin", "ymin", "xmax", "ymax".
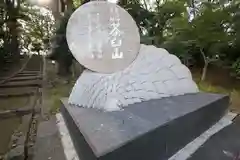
[{"xmin": 61, "ymin": 1, "xmax": 229, "ymax": 160}]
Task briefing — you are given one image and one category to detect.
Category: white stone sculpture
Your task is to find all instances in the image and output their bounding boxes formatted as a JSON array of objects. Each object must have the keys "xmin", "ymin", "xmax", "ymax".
[{"xmin": 68, "ymin": 44, "xmax": 199, "ymax": 111}]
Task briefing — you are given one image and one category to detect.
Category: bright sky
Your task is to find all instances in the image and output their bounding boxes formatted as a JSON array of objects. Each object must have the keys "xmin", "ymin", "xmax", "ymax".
[
  {"xmin": 29, "ymin": 0, "xmax": 154, "ymax": 6},
  {"xmin": 28, "ymin": 0, "xmax": 51, "ymax": 6},
  {"xmin": 107, "ymin": 0, "xmax": 119, "ymax": 3},
  {"xmin": 29, "ymin": 0, "xmax": 120, "ymax": 5}
]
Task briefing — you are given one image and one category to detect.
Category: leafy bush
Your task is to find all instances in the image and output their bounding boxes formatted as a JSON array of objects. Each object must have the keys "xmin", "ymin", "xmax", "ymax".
[{"xmin": 231, "ymin": 58, "xmax": 240, "ymax": 79}]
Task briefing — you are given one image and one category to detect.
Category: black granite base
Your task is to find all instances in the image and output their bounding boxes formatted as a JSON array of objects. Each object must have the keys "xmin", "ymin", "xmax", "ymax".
[{"xmin": 60, "ymin": 93, "xmax": 229, "ymax": 160}]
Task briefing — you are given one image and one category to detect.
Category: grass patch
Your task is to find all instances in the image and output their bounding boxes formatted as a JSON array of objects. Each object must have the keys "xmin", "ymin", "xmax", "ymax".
[
  {"xmin": 193, "ymin": 72, "xmax": 240, "ymax": 113},
  {"xmin": 197, "ymin": 81, "xmax": 240, "ymax": 113},
  {"xmin": 44, "ymin": 59, "xmax": 77, "ymax": 115},
  {"xmin": 47, "ymin": 81, "xmax": 75, "ymax": 115},
  {"xmin": 197, "ymin": 81, "xmax": 230, "ymax": 94}
]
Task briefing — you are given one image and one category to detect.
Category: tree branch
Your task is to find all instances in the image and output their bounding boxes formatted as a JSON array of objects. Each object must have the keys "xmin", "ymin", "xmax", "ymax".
[
  {"xmin": 200, "ymin": 48, "xmax": 207, "ymax": 63},
  {"xmin": 142, "ymin": 0, "xmax": 148, "ymax": 10}
]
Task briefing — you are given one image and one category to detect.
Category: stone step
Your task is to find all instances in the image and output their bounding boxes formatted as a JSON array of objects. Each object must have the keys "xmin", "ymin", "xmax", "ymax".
[
  {"xmin": 0, "ymin": 91, "xmax": 35, "ymax": 98},
  {"xmin": 0, "ymin": 87, "xmax": 37, "ymax": 94},
  {"xmin": 0, "ymin": 73, "xmax": 40, "ymax": 81},
  {"xmin": 0, "ymin": 80, "xmax": 42, "ymax": 88},
  {"xmin": 16, "ymin": 72, "xmax": 40, "ymax": 76},
  {"xmin": 0, "ymin": 108, "xmax": 36, "ymax": 120},
  {"xmin": 21, "ymin": 71, "xmax": 40, "ymax": 74},
  {"xmin": 13, "ymin": 74, "xmax": 40, "ymax": 78},
  {"xmin": 8, "ymin": 76, "xmax": 42, "ymax": 82},
  {"xmin": 60, "ymin": 93, "xmax": 229, "ymax": 160}
]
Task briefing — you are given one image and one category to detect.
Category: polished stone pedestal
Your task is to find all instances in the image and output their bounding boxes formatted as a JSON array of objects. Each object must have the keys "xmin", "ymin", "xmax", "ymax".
[{"xmin": 60, "ymin": 93, "xmax": 229, "ymax": 160}]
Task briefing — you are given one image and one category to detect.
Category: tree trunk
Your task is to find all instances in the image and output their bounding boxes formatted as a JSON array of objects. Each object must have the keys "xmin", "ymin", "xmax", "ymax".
[
  {"xmin": 66, "ymin": 0, "xmax": 74, "ymax": 10},
  {"xmin": 9, "ymin": 20, "xmax": 20, "ymax": 61},
  {"xmin": 201, "ymin": 62, "xmax": 208, "ymax": 81},
  {"xmin": 191, "ymin": 0, "xmax": 195, "ymax": 17},
  {"xmin": 200, "ymin": 48, "xmax": 208, "ymax": 81},
  {"xmin": 57, "ymin": 62, "xmax": 68, "ymax": 76},
  {"xmin": 57, "ymin": 59, "xmax": 72, "ymax": 77},
  {"xmin": 142, "ymin": 0, "xmax": 148, "ymax": 10},
  {"xmin": 60, "ymin": 0, "xmax": 66, "ymax": 12},
  {"xmin": 6, "ymin": 0, "xmax": 20, "ymax": 62}
]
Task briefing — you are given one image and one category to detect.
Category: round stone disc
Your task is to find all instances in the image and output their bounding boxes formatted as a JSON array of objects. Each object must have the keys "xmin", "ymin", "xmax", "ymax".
[{"xmin": 66, "ymin": 1, "xmax": 140, "ymax": 73}]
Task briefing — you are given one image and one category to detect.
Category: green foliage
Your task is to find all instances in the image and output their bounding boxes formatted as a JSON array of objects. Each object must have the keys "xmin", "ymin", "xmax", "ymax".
[
  {"xmin": 48, "ymin": 0, "xmax": 240, "ymax": 80},
  {"xmin": 1, "ymin": 0, "xmax": 22, "ymax": 62},
  {"xmin": 73, "ymin": 0, "xmax": 81, "ymax": 8},
  {"xmin": 162, "ymin": 39, "xmax": 195, "ymax": 66},
  {"xmin": 121, "ymin": 0, "xmax": 187, "ymax": 46},
  {"xmin": 0, "ymin": 0, "xmax": 55, "ymax": 69},
  {"xmin": 19, "ymin": 4, "xmax": 55, "ymax": 54},
  {"xmin": 161, "ymin": 0, "xmax": 240, "ymax": 80},
  {"xmin": 231, "ymin": 58, "xmax": 240, "ymax": 79},
  {"xmin": 167, "ymin": 2, "xmax": 231, "ymax": 56}
]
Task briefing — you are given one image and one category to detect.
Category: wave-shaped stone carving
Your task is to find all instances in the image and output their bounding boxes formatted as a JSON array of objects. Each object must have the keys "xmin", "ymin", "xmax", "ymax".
[{"xmin": 69, "ymin": 44, "xmax": 199, "ymax": 111}]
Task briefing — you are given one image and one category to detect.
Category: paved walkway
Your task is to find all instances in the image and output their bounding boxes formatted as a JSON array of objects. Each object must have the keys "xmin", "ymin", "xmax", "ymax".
[
  {"xmin": 189, "ymin": 115, "xmax": 240, "ymax": 160},
  {"xmin": 33, "ymin": 116, "xmax": 66, "ymax": 160}
]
